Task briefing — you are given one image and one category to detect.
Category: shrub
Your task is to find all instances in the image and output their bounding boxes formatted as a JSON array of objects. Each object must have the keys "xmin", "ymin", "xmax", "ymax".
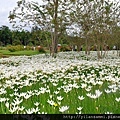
[
  {"xmin": 7, "ymin": 45, "xmax": 24, "ymax": 52},
  {"xmin": 24, "ymin": 46, "xmax": 32, "ymax": 50}
]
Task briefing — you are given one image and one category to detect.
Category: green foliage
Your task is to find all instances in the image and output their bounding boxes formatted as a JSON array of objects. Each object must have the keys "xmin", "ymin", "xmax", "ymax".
[
  {"xmin": 13, "ymin": 40, "xmax": 22, "ymax": 45},
  {"xmin": 7, "ymin": 45, "xmax": 24, "ymax": 52},
  {"xmin": 25, "ymin": 46, "xmax": 32, "ymax": 50}
]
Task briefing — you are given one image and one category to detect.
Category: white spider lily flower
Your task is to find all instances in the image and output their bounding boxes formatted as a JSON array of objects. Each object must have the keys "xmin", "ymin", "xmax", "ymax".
[
  {"xmin": 18, "ymin": 106, "xmax": 25, "ymax": 111},
  {"xmin": 74, "ymin": 76, "xmax": 80, "ymax": 80},
  {"xmin": 86, "ymin": 93, "xmax": 98, "ymax": 99},
  {"xmin": 38, "ymin": 112, "xmax": 47, "ymax": 114},
  {"xmin": 81, "ymin": 83, "xmax": 87, "ymax": 88},
  {"xmin": 78, "ymin": 96, "xmax": 85, "ymax": 100},
  {"xmin": 105, "ymin": 89, "xmax": 111, "ymax": 93},
  {"xmin": 72, "ymin": 83, "xmax": 79, "ymax": 88},
  {"xmin": 13, "ymin": 97, "xmax": 23, "ymax": 105},
  {"xmin": 14, "ymin": 88, "xmax": 18, "ymax": 92},
  {"xmin": 53, "ymin": 83, "xmax": 58, "ymax": 86},
  {"xmin": 86, "ymin": 93, "xmax": 92, "ymax": 97},
  {"xmin": 77, "ymin": 107, "xmax": 83, "ymax": 111},
  {"xmin": 24, "ymin": 94, "xmax": 31, "ymax": 99},
  {"xmin": 97, "ymin": 81, "xmax": 103, "ymax": 85},
  {"xmin": 31, "ymin": 107, "xmax": 40, "ymax": 113},
  {"xmin": 59, "ymin": 106, "xmax": 69, "ymax": 113},
  {"xmin": 0, "ymin": 89, "xmax": 7, "ymax": 95},
  {"xmin": 76, "ymin": 111, "xmax": 82, "ymax": 114},
  {"xmin": 85, "ymin": 87, "xmax": 91, "ymax": 92},
  {"xmin": 95, "ymin": 90, "xmax": 102, "ymax": 97},
  {"xmin": 46, "ymin": 89, "xmax": 50, "ymax": 93},
  {"xmin": 9, "ymin": 105, "xmax": 19, "ymax": 113},
  {"xmin": 19, "ymin": 92, "xmax": 27, "ymax": 97},
  {"xmin": 49, "ymin": 95, "xmax": 53, "ymax": 99},
  {"xmin": 57, "ymin": 96, "xmax": 64, "ymax": 101},
  {"xmin": 5, "ymin": 102, "xmax": 9, "ymax": 108},
  {"xmin": 58, "ymin": 101, "xmax": 61, "ymax": 105},
  {"xmin": 0, "ymin": 97, "xmax": 7, "ymax": 102},
  {"xmin": 34, "ymin": 102, "xmax": 40, "ymax": 106},
  {"xmin": 39, "ymin": 87, "xmax": 47, "ymax": 94},
  {"xmin": 47, "ymin": 99, "xmax": 55, "ymax": 106},
  {"xmin": 54, "ymin": 91, "xmax": 59, "ymax": 95},
  {"xmin": 111, "ymin": 89, "xmax": 116, "ymax": 93},
  {"xmin": 92, "ymin": 82, "xmax": 97, "ymax": 86},
  {"xmin": 105, "ymin": 112, "xmax": 113, "ymax": 114},
  {"xmin": 25, "ymin": 109, "xmax": 33, "ymax": 114},
  {"xmin": 115, "ymin": 97, "xmax": 120, "ymax": 102},
  {"xmin": 57, "ymin": 87, "xmax": 61, "ymax": 91},
  {"xmin": 27, "ymin": 90, "xmax": 33, "ymax": 95}
]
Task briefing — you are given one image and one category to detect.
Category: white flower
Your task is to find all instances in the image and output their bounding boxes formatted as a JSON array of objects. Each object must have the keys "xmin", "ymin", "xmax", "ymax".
[
  {"xmin": 0, "ymin": 97, "xmax": 6, "ymax": 102},
  {"xmin": 59, "ymin": 106, "xmax": 69, "ymax": 113},
  {"xmin": 72, "ymin": 83, "xmax": 79, "ymax": 88},
  {"xmin": 34, "ymin": 102, "xmax": 40, "ymax": 106},
  {"xmin": 18, "ymin": 106, "xmax": 25, "ymax": 111},
  {"xmin": 13, "ymin": 97, "xmax": 23, "ymax": 105},
  {"xmin": 9, "ymin": 105, "xmax": 19, "ymax": 113},
  {"xmin": 85, "ymin": 87, "xmax": 91, "ymax": 92},
  {"xmin": 97, "ymin": 81, "xmax": 103, "ymax": 85},
  {"xmin": 95, "ymin": 90, "xmax": 102, "ymax": 97},
  {"xmin": 76, "ymin": 111, "xmax": 82, "ymax": 114},
  {"xmin": 81, "ymin": 83, "xmax": 87, "ymax": 88},
  {"xmin": 78, "ymin": 96, "xmax": 85, "ymax": 100},
  {"xmin": 49, "ymin": 95, "xmax": 53, "ymax": 99},
  {"xmin": 57, "ymin": 87, "xmax": 61, "ymax": 91},
  {"xmin": 105, "ymin": 89, "xmax": 111, "ymax": 93},
  {"xmin": 46, "ymin": 89, "xmax": 50, "ymax": 93},
  {"xmin": 24, "ymin": 94, "xmax": 31, "ymax": 99},
  {"xmin": 57, "ymin": 96, "xmax": 64, "ymax": 101},
  {"xmin": 47, "ymin": 99, "xmax": 54, "ymax": 106},
  {"xmin": 54, "ymin": 91, "xmax": 59, "ymax": 94},
  {"xmin": 105, "ymin": 112, "xmax": 113, "ymax": 114},
  {"xmin": 19, "ymin": 92, "xmax": 27, "ymax": 97},
  {"xmin": 5, "ymin": 102, "xmax": 9, "ymax": 108},
  {"xmin": 77, "ymin": 107, "xmax": 83, "ymax": 111},
  {"xmin": 111, "ymin": 89, "xmax": 116, "ymax": 93},
  {"xmin": 115, "ymin": 97, "xmax": 120, "ymax": 102},
  {"xmin": 86, "ymin": 93, "xmax": 98, "ymax": 99},
  {"xmin": 53, "ymin": 83, "xmax": 58, "ymax": 86},
  {"xmin": 31, "ymin": 107, "xmax": 40, "ymax": 113},
  {"xmin": 25, "ymin": 109, "xmax": 33, "ymax": 114}
]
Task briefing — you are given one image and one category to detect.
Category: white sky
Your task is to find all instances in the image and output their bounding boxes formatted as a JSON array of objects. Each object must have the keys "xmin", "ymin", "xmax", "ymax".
[{"xmin": 0, "ymin": 0, "xmax": 42, "ymax": 29}]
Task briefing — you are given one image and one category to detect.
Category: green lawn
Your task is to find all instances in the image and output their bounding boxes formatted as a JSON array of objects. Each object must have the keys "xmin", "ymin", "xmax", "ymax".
[{"xmin": 0, "ymin": 50, "xmax": 41, "ymax": 57}]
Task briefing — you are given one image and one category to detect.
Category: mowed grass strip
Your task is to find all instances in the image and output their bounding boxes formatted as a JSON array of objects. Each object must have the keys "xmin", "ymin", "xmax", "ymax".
[{"xmin": 0, "ymin": 50, "xmax": 40, "ymax": 56}]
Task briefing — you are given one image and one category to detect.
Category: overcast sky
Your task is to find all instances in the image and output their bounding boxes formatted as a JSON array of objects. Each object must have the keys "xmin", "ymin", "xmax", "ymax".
[{"xmin": 0, "ymin": 0, "xmax": 42, "ymax": 29}]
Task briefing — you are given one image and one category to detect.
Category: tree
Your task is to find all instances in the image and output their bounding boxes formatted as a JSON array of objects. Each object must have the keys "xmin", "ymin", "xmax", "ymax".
[
  {"xmin": 9, "ymin": 0, "xmax": 75, "ymax": 57},
  {"xmin": 69, "ymin": 0, "xmax": 120, "ymax": 59},
  {"xmin": 0, "ymin": 26, "xmax": 12, "ymax": 45}
]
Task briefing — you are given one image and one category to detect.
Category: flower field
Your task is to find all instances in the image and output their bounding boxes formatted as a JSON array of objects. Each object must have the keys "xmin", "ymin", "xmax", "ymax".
[{"xmin": 0, "ymin": 51, "xmax": 120, "ymax": 114}]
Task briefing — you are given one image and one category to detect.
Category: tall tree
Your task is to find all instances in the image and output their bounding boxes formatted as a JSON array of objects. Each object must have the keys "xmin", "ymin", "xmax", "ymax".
[{"xmin": 9, "ymin": 0, "xmax": 74, "ymax": 57}]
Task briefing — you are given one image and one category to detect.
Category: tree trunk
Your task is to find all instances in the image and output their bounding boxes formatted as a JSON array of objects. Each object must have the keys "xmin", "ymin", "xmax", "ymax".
[{"xmin": 51, "ymin": 0, "xmax": 58, "ymax": 58}]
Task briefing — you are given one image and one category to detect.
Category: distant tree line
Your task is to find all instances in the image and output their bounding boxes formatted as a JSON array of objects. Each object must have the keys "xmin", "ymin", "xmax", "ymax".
[{"xmin": 0, "ymin": 25, "xmax": 52, "ymax": 47}]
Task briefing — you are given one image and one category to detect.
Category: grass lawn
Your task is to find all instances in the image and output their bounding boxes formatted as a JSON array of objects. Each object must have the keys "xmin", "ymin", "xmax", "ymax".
[{"xmin": 0, "ymin": 50, "xmax": 41, "ymax": 57}]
